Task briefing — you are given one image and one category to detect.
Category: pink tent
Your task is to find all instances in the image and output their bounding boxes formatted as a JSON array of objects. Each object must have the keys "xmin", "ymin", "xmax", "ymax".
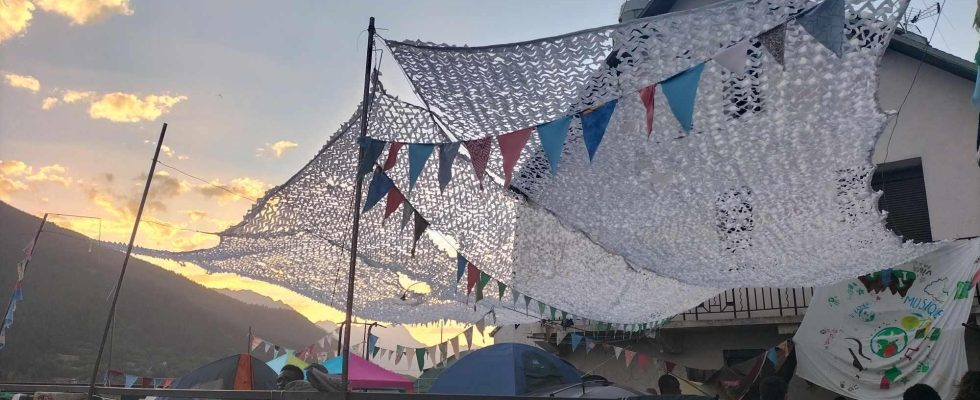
[{"xmin": 324, "ymin": 355, "xmax": 414, "ymax": 393}]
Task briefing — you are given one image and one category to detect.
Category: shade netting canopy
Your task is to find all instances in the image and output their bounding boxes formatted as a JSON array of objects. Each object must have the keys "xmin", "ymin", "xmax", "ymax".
[
  {"xmin": 429, "ymin": 343, "xmax": 581, "ymax": 396},
  {"xmin": 322, "ymin": 354, "xmax": 414, "ymax": 392},
  {"xmin": 127, "ymin": 0, "xmax": 941, "ymax": 326}
]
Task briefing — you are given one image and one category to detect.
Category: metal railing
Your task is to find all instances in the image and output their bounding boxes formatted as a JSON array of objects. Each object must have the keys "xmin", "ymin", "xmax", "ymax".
[{"xmin": 671, "ymin": 287, "xmax": 815, "ymax": 321}]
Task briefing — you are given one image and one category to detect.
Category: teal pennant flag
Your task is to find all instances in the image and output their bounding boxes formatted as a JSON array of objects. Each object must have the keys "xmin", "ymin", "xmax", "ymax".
[{"xmin": 661, "ymin": 63, "xmax": 705, "ymax": 133}]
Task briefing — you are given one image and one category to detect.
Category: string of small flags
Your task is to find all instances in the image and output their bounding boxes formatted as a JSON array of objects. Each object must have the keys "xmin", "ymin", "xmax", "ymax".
[
  {"xmin": 251, "ymin": 329, "xmax": 342, "ymax": 363},
  {"xmin": 0, "ymin": 238, "xmax": 37, "ymax": 350},
  {"xmin": 363, "ymin": 166, "xmax": 665, "ymax": 332},
  {"xmin": 360, "ymin": 0, "xmax": 844, "ymax": 190},
  {"xmin": 105, "ymin": 369, "xmax": 175, "ymax": 388},
  {"xmin": 361, "ymin": 311, "xmax": 492, "ymax": 372}
]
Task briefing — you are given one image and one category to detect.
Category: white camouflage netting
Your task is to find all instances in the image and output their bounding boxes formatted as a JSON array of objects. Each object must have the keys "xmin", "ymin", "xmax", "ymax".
[{"xmin": 131, "ymin": 0, "xmax": 941, "ymax": 325}]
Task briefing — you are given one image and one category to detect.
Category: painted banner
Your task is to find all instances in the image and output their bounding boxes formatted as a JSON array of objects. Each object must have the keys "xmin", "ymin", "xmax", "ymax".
[{"xmin": 795, "ymin": 238, "xmax": 980, "ymax": 399}]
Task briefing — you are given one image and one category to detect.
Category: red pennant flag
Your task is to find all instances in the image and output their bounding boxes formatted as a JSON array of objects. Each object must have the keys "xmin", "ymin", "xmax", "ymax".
[
  {"xmin": 383, "ymin": 143, "xmax": 403, "ymax": 171},
  {"xmin": 664, "ymin": 360, "xmax": 676, "ymax": 374},
  {"xmin": 466, "ymin": 263, "xmax": 479, "ymax": 300},
  {"xmin": 463, "ymin": 138, "xmax": 492, "ymax": 189},
  {"xmin": 639, "ymin": 85, "xmax": 656, "ymax": 137},
  {"xmin": 384, "ymin": 187, "xmax": 404, "ymax": 219},
  {"xmin": 496, "ymin": 128, "xmax": 533, "ymax": 189},
  {"xmin": 637, "ymin": 354, "xmax": 650, "ymax": 370}
]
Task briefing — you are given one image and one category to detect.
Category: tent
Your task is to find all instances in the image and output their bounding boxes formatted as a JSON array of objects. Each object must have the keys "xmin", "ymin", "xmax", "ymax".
[
  {"xmin": 160, "ymin": 354, "xmax": 276, "ymax": 400},
  {"xmin": 429, "ymin": 343, "xmax": 581, "ymax": 395},
  {"xmin": 322, "ymin": 354, "xmax": 414, "ymax": 392},
  {"xmin": 266, "ymin": 353, "xmax": 309, "ymax": 373}
]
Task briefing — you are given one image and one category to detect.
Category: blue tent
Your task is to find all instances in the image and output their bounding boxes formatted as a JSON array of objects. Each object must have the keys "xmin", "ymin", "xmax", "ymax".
[{"xmin": 429, "ymin": 343, "xmax": 581, "ymax": 395}]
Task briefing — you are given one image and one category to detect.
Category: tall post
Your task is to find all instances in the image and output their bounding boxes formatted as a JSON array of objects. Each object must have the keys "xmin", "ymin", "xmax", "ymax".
[
  {"xmin": 0, "ymin": 213, "xmax": 48, "ymax": 357},
  {"xmin": 248, "ymin": 326, "xmax": 253, "ymax": 355},
  {"xmin": 341, "ymin": 17, "xmax": 374, "ymax": 395},
  {"xmin": 88, "ymin": 123, "xmax": 168, "ymax": 399}
]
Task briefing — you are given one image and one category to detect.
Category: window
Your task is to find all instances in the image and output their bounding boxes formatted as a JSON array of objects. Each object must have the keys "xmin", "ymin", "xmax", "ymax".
[{"xmin": 870, "ymin": 158, "xmax": 933, "ymax": 243}]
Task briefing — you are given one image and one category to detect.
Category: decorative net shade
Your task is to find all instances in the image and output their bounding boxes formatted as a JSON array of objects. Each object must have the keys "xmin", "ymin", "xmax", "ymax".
[{"xmin": 381, "ymin": 0, "xmax": 940, "ymax": 289}]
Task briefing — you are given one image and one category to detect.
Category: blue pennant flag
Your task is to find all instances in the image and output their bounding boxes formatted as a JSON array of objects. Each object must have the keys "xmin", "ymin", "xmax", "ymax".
[
  {"xmin": 12, "ymin": 287, "xmax": 22, "ymax": 302},
  {"xmin": 537, "ymin": 116, "xmax": 572, "ymax": 173},
  {"xmin": 661, "ymin": 63, "xmax": 705, "ymax": 133},
  {"xmin": 767, "ymin": 348, "xmax": 779, "ymax": 365},
  {"xmin": 438, "ymin": 143, "xmax": 460, "ymax": 191},
  {"xmin": 358, "ymin": 139, "xmax": 386, "ymax": 178},
  {"xmin": 570, "ymin": 333, "xmax": 583, "ymax": 351},
  {"xmin": 581, "ymin": 100, "xmax": 618, "ymax": 161},
  {"xmin": 124, "ymin": 375, "xmax": 139, "ymax": 388},
  {"xmin": 368, "ymin": 333, "xmax": 379, "ymax": 357},
  {"xmin": 881, "ymin": 268, "xmax": 892, "ymax": 287},
  {"xmin": 972, "ymin": 49, "xmax": 980, "ymax": 108},
  {"xmin": 798, "ymin": 0, "xmax": 845, "ymax": 57},
  {"xmin": 363, "ymin": 169, "xmax": 394, "ymax": 213},
  {"xmin": 456, "ymin": 254, "xmax": 467, "ymax": 283},
  {"xmin": 408, "ymin": 144, "xmax": 436, "ymax": 189}
]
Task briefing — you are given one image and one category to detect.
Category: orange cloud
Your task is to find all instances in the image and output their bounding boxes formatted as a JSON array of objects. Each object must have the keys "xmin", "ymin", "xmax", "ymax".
[
  {"xmin": 0, "ymin": 160, "xmax": 73, "ymax": 200},
  {"xmin": 0, "ymin": 0, "xmax": 35, "ymax": 43},
  {"xmin": 34, "ymin": 0, "xmax": 133, "ymax": 25},
  {"xmin": 4, "ymin": 73, "xmax": 40, "ymax": 92},
  {"xmin": 257, "ymin": 140, "xmax": 299, "ymax": 158},
  {"xmin": 62, "ymin": 89, "xmax": 95, "ymax": 103},
  {"xmin": 197, "ymin": 177, "xmax": 269, "ymax": 203},
  {"xmin": 42, "ymin": 97, "xmax": 59, "ymax": 110},
  {"xmin": 88, "ymin": 92, "xmax": 186, "ymax": 122}
]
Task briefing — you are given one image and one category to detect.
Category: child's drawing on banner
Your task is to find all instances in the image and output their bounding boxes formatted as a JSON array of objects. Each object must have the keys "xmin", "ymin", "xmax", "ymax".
[{"xmin": 795, "ymin": 238, "xmax": 980, "ymax": 400}]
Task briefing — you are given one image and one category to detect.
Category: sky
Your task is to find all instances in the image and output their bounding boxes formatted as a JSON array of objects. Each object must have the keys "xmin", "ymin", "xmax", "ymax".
[{"xmin": 0, "ymin": 0, "xmax": 976, "ymax": 343}]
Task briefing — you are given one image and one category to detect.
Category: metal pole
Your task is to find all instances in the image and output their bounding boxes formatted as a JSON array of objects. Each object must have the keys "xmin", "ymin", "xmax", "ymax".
[
  {"xmin": 248, "ymin": 326, "xmax": 253, "ymax": 355},
  {"xmin": 341, "ymin": 17, "xmax": 375, "ymax": 395},
  {"xmin": 88, "ymin": 123, "xmax": 168, "ymax": 399},
  {"xmin": 0, "ymin": 213, "xmax": 48, "ymax": 357}
]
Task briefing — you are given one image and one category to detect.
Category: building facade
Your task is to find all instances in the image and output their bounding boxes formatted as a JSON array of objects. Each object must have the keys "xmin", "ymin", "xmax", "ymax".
[{"xmin": 494, "ymin": 1, "xmax": 979, "ymax": 399}]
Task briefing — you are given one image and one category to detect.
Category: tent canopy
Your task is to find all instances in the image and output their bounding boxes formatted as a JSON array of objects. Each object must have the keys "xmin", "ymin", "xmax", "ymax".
[
  {"xmin": 429, "ymin": 343, "xmax": 581, "ymax": 395},
  {"xmin": 162, "ymin": 354, "xmax": 277, "ymax": 400},
  {"xmin": 266, "ymin": 353, "xmax": 310, "ymax": 373},
  {"xmin": 323, "ymin": 354, "xmax": 414, "ymax": 393}
]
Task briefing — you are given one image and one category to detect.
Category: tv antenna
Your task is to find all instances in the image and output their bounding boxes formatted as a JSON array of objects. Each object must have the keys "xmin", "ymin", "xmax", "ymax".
[{"xmin": 899, "ymin": 2, "xmax": 941, "ymax": 34}]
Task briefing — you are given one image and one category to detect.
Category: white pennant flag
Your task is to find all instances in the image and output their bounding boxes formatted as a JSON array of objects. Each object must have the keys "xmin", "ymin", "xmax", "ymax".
[
  {"xmin": 317, "ymin": 336, "xmax": 326, "ymax": 348},
  {"xmin": 451, "ymin": 336, "xmax": 460, "ymax": 356},
  {"xmin": 614, "ymin": 346, "xmax": 623, "ymax": 359},
  {"xmin": 427, "ymin": 345, "xmax": 438, "ymax": 362},
  {"xmin": 555, "ymin": 330, "xmax": 567, "ymax": 346},
  {"xmin": 464, "ymin": 327, "xmax": 474, "ymax": 350},
  {"xmin": 439, "ymin": 342, "xmax": 448, "ymax": 363},
  {"xmin": 714, "ymin": 39, "xmax": 752, "ymax": 73},
  {"xmin": 511, "ymin": 289, "xmax": 521, "ymax": 304}
]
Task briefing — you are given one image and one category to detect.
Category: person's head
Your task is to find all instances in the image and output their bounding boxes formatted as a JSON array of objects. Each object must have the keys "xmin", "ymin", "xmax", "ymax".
[
  {"xmin": 955, "ymin": 371, "xmax": 980, "ymax": 400},
  {"xmin": 277, "ymin": 365, "xmax": 304, "ymax": 389},
  {"xmin": 759, "ymin": 376, "xmax": 788, "ymax": 400},
  {"xmin": 658, "ymin": 374, "xmax": 681, "ymax": 395},
  {"xmin": 903, "ymin": 383, "xmax": 940, "ymax": 400},
  {"xmin": 305, "ymin": 364, "xmax": 328, "ymax": 380}
]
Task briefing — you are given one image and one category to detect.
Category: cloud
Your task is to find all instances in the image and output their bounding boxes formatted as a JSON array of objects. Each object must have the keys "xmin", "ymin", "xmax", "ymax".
[
  {"xmin": 41, "ymin": 97, "xmax": 59, "ymax": 110},
  {"xmin": 184, "ymin": 210, "xmax": 207, "ymax": 221},
  {"xmin": 62, "ymin": 90, "xmax": 95, "ymax": 103},
  {"xmin": 0, "ymin": 159, "xmax": 73, "ymax": 201},
  {"xmin": 4, "ymin": 73, "xmax": 40, "ymax": 92},
  {"xmin": 0, "ymin": 0, "xmax": 35, "ymax": 43},
  {"xmin": 34, "ymin": 0, "xmax": 133, "ymax": 25},
  {"xmin": 89, "ymin": 92, "xmax": 186, "ymax": 122},
  {"xmin": 197, "ymin": 177, "xmax": 269, "ymax": 203},
  {"xmin": 257, "ymin": 140, "xmax": 299, "ymax": 158},
  {"xmin": 143, "ymin": 140, "xmax": 188, "ymax": 160}
]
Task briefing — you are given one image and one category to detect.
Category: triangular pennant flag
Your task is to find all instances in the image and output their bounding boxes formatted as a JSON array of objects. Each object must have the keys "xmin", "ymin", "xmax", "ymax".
[
  {"xmin": 759, "ymin": 25, "xmax": 786, "ymax": 66},
  {"xmin": 250, "ymin": 336, "xmax": 262, "ymax": 351},
  {"xmin": 22, "ymin": 239, "xmax": 34, "ymax": 261},
  {"xmin": 383, "ymin": 142, "xmax": 403, "ymax": 171},
  {"xmin": 358, "ymin": 139, "xmax": 386, "ymax": 178},
  {"xmin": 537, "ymin": 301, "xmax": 546, "ymax": 316},
  {"xmin": 624, "ymin": 350, "xmax": 637, "ymax": 368},
  {"xmin": 523, "ymin": 295, "xmax": 532, "ymax": 311},
  {"xmin": 475, "ymin": 316, "xmax": 486, "ymax": 338},
  {"xmin": 767, "ymin": 348, "xmax": 779, "ymax": 366},
  {"xmin": 714, "ymin": 39, "xmax": 752, "ymax": 74},
  {"xmin": 511, "ymin": 288, "xmax": 521, "ymax": 304},
  {"xmin": 264, "ymin": 342, "xmax": 272, "ymax": 353},
  {"xmin": 637, "ymin": 354, "xmax": 650, "ymax": 370},
  {"xmin": 536, "ymin": 116, "xmax": 572, "ymax": 173},
  {"xmin": 570, "ymin": 333, "xmax": 583, "ymax": 351},
  {"xmin": 415, "ymin": 348, "xmax": 427, "ymax": 370},
  {"xmin": 665, "ymin": 360, "xmax": 676, "ymax": 373},
  {"xmin": 16, "ymin": 260, "xmax": 26, "ymax": 281},
  {"xmin": 368, "ymin": 333, "xmax": 379, "ymax": 358},
  {"xmin": 125, "ymin": 375, "xmax": 139, "ymax": 388},
  {"xmin": 639, "ymin": 85, "xmax": 656, "ymax": 137},
  {"xmin": 439, "ymin": 342, "xmax": 448, "ymax": 362},
  {"xmin": 475, "ymin": 272, "xmax": 491, "ymax": 302},
  {"xmin": 363, "ymin": 168, "xmax": 394, "ymax": 213},
  {"xmin": 462, "ymin": 138, "xmax": 493, "ymax": 189},
  {"xmin": 549, "ymin": 306, "xmax": 557, "ymax": 320},
  {"xmin": 372, "ymin": 346, "xmax": 381, "ymax": 358},
  {"xmin": 798, "ymin": 0, "xmax": 845, "ymax": 57},
  {"xmin": 395, "ymin": 345, "xmax": 404, "ymax": 364},
  {"xmin": 438, "ymin": 143, "xmax": 460, "ymax": 191},
  {"xmin": 497, "ymin": 128, "xmax": 533, "ymax": 188},
  {"xmin": 384, "ymin": 187, "xmax": 404, "ymax": 220},
  {"xmin": 660, "ymin": 63, "xmax": 705, "ymax": 132},
  {"xmin": 466, "ymin": 264, "xmax": 479, "ymax": 299},
  {"xmin": 580, "ymin": 99, "xmax": 618, "ymax": 161},
  {"xmin": 427, "ymin": 345, "xmax": 438, "ymax": 363},
  {"xmin": 407, "ymin": 144, "xmax": 436, "ymax": 189},
  {"xmin": 410, "ymin": 211, "xmax": 430, "ymax": 256},
  {"xmin": 464, "ymin": 327, "xmax": 474, "ymax": 350},
  {"xmin": 451, "ymin": 336, "xmax": 460, "ymax": 356},
  {"xmin": 456, "ymin": 254, "xmax": 467, "ymax": 283},
  {"xmin": 387, "ymin": 349, "xmax": 394, "ymax": 361},
  {"xmin": 585, "ymin": 337, "xmax": 595, "ymax": 354},
  {"xmin": 614, "ymin": 346, "xmax": 623, "ymax": 359},
  {"xmin": 400, "ymin": 202, "xmax": 414, "ymax": 230},
  {"xmin": 497, "ymin": 280, "xmax": 507, "ymax": 300},
  {"xmin": 556, "ymin": 330, "xmax": 567, "ymax": 345},
  {"xmin": 317, "ymin": 336, "xmax": 326, "ymax": 349}
]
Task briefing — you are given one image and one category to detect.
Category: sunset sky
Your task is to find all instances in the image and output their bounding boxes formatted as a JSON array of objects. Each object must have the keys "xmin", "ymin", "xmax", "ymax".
[{"xmin": 1, "ymin": 0, "xmax": 976, "ymax": 344}]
